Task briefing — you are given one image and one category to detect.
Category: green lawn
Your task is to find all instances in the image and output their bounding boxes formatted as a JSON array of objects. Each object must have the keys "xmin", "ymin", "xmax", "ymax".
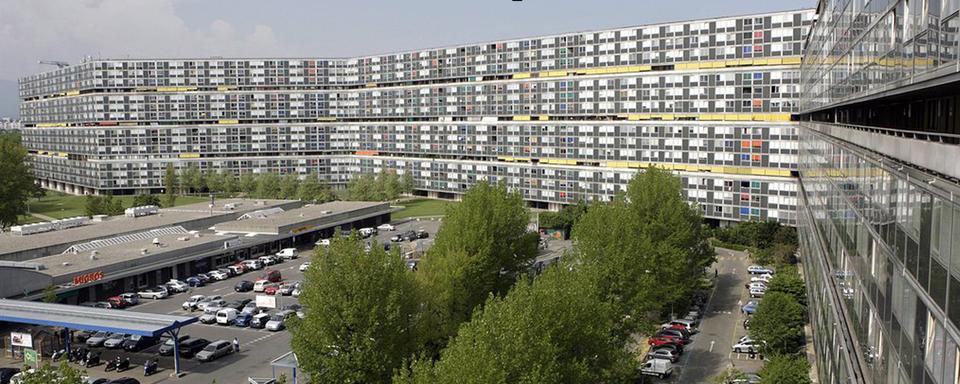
[
  {"xmin": 28, "ymin": 192, "xmax": 209, "ymax": 219},
  {"xmin": 392, "ymin": 198, "xmax": 457, "ymax": 219}
]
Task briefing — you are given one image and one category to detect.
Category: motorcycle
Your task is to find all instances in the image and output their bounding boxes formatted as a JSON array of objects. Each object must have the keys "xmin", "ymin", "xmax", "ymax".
[
  {"xmin": 83, "ymin": 351, "xmax": 101, "ymax": 368},
  {"xmin": 51, "ymin": 349, "xmax": 66, "ymax": 362},
  {"xmin": 69, "ymin": 347, "xmax": 88, "ymax": 363},
  {"xmin": 104, "ymin": 355, "xmax": 128, "ymax": 372},
  {"xmin": 143, "ymin": 358, "xmax": 158, "ymax": 376}
]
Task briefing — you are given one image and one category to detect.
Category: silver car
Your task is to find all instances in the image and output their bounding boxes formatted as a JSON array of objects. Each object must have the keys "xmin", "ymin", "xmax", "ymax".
[
  {"xmin": 103, "ymin": 333, "xmax": 129, "ymax": 349},
  {"xmin": 265, "ymin": 310, "xmax": 295, "ymax": 331},
  {"xmin": 195, "ymin": 340, "xmax": 234, "ymax": 362},
  {"xmin": 85, "ymin": 331, "xmax": 110, "ymax": 347}
]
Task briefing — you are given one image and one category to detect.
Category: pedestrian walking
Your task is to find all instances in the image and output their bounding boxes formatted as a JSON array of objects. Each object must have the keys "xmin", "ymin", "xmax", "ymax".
[
  {"xmin": 714, "ymin": 268, "xmax": 718, "ymax": 278},
  {"xmin": 233, "ymin": 337, "xmax": 239, "ymax": 353}
]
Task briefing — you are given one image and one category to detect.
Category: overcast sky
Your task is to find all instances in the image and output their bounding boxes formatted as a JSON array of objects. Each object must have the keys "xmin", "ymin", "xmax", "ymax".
[{"xmin": 0, "ymin": 0, "xmax": 813, "ymax": 118}]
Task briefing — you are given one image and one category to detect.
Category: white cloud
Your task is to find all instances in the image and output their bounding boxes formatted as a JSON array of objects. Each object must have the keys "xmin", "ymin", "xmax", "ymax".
[{"xmin": 0, "ymin": 0, "xmax": 294, "ymax": 81}]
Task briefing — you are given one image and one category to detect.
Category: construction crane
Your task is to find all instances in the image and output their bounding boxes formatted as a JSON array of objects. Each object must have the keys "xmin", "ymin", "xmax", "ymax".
[{"xmin": 38, "ymin": 60, "xmax": 70, "ymax": 68}]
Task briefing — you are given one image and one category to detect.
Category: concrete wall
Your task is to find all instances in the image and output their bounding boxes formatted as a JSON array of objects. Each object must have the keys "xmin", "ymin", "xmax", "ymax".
[{"xmin": 0, "ymin": 269, "xmax": 53, "ymax": 298}]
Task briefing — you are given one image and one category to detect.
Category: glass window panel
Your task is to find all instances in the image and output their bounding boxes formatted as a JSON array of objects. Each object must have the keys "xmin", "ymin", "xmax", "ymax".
[{"xmin": 932, "ymin": 258, "xmax": 949, "ymax": 309}]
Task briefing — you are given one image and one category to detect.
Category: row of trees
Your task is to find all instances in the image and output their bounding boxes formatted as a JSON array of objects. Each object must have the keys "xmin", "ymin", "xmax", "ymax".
[
  {"xmin": 292, "ymin": 167, "xmax": 715, "ymax": 382},
  {"xmin": 0, "ymin": 133, "xmax": 40, "ymax": 229},
  {"xmin": 713, "ymin": 220, "xmax": 799, "ymax": 265}
]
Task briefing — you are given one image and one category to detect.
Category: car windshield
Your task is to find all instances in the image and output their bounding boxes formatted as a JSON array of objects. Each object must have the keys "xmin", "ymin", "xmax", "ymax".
[
  {"xmin": 129, "ymin": 335, "xmax": 142, "ymax": 341},
  {"xmin": 203, "ymin": 344, "xmax": 218, "ymax": 351},
  {"xmin": 93, "ymin": 332, "xmax": 107, "ymax": 338},
  {"xmin": 270, "ymin": 314, "xmax": 284, "ymax": 321}
]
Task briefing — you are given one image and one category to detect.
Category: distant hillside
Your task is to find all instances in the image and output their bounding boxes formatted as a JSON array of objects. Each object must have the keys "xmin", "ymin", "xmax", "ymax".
[{"xmin": 0, "ymin": 79, "xmax": 18, "ymax": 118}]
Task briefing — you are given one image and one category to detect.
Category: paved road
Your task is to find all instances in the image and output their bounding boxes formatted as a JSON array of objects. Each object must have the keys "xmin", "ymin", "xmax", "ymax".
[{"xmin": 655, "ymin": 247, "xmax": 765, "ymax": 383}]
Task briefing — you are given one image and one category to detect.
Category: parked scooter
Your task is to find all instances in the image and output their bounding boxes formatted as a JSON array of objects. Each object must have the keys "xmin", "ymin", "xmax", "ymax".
[
  {"xmin": 105, "ymin": 355, "xmax": 129, "ymax": 372},
  {"xmin": 69, "ymin": 347, "xmax": 88, "ymax": 363},
  {"xmin": 83, "ymin": 351, "xmax": 101, "ymax": 368},
  {"xmin": 143, "ymin": 358, "xmax": 158, "ymax": 376},
  {"xmin": 51, "ymin": 349, "xmax": 66, "ymax": 362}
]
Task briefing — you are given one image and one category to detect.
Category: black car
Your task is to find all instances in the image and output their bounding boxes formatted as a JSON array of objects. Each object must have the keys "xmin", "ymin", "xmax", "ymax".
[
  {"xmin": 157, "ymin": 334, "xmax": 190, "ymax": 356},
  {"xmin": 75, "ymin": 330, "xmax": 95, "ymax": 342},
  {"xmin": 0, "ymin": 368, "xmax": 21, "ymax": 384},
  {"xmin": 234, "ymin": 280, "xmax": 254, "ymax": 292},
  {"xmin": 178, "ymin": 338, "xmax": 211, "ymax": 358},
  {"xmin": 226, "ymin": 298, "xmax": 252, "ymax": 311},
  {"xmin": 122, "ymin": 335, "xmax": 158, "ymax": 352},
  {"xmin": 219, "ymin": 267, "xmax": 236, "ymax": 277},
  {"xmin": 416, "ymin": 230, "xmax": 429, "ymax": 239},
  {"xmin": 106, "ymin": 378, "xmax": 140, "ymax": 384}
]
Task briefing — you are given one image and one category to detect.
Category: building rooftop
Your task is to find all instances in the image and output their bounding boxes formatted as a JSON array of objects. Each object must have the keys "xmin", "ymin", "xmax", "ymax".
[
  {"xmin": 36, "ymin": 231, "xmax": 236, "ymax": 280},
  {"xmin": 0, "ymin": 198, "xmax": 292, "ymax": 259},
  {"xmin": 214, "ymin": 201, "xmax": 391, "ymax": 235}
]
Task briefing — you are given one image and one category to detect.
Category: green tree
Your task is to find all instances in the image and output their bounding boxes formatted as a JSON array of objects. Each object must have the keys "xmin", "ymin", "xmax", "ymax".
[
  {"xmin": 0, "ymin": 133, "xmax": 37, "ymax": 229},
  {"xmin": 416, "ymin": 181, "xmax": 538, "ymax": 354},
  {"xmin": 17, "ymin": 361, "xmax": 84, "ymax": 384},
  {"xmin": 298, "ymin": 172, "xmax": 334, "ymax": 203},
  {"xmin": 131, "ymin": 194, "xmax": 161, "ymax": 208},
  {"xmin": 378, "ymin": 169, "xmax": 401, "ymax": 201},
  {"xmin": 750, "ymin": 291, "xmax": 806, "ymax": 355},
  {"xmin": 402, "ymin": 263, "xmax": 634, "ymax": 384},
  {"xmin": 255, "ymin": 172, "xmax": 281, "ymax": 199},
  {"xmin": 163, "ymin": 193, "xmax": 177, "ymax": 208},
  {"xmin": 238, "ymin": 172, "xmax": 258, "ymax": 196},
  {"xmin": 107, "ymin": 195, "xmax": 124, "ymax": 215},
  {"xmin": 220, "ymin": 169, "xmax": 237, "ymax": 195},
  {"xmin": 572, "ymin": 167, "xmax": 713, "ymax": 331},
  {"xmin": 279, "ymin": 174, "xmax": 300, "ymax": 200},
  {"xmin": 204, "ymin": 170, "xmax": 223, "ymax": 194},
  {"xmin": 766, "ymin": 264, "xmax": 807, "ymax": 307},
  {"xmin": 181, "ymin": 164, "xmax": 203, "ymax": 194},
  {"xmin": 537, "ymin": 199, "xmax": 589, "ymax": 238},
  {"xmin": 291, "ymin": 233, "xmax": 418, "ymax": 384},
  {"xmin": 759, "ymin": 355, "xmax": 811, "ymax": 384},
  {"xmin": 42, "ymin": 285, "xmax": 58, "ymax": 303},
  {"xmin": 400, "ymin": 170, "xmax": 415, "ymax": 195},
  {"xmin": 163, "ymin": 163, "xmax": 178, "ymax": 197},
  {"xmin": 347, "ymin": 173, "xmax": 380, "ymax": 201},
  {"xmin": 83, "ymin": 195, "xmax": 104, "ymax": 216}
]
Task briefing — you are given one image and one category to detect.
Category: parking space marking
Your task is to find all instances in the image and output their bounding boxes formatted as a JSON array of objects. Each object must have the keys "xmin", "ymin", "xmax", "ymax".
[{"xmin": 242, "ymin": 332, "xmax": 280, "ymax": 347}]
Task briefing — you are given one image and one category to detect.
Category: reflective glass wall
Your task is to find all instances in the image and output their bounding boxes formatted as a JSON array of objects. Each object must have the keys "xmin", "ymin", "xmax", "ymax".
[{"xmin": 800, "ymin": 125, "xmax": 960, "ymax": 383}]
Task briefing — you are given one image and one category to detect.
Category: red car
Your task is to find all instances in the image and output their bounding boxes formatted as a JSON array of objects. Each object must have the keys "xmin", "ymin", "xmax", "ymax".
[
  {"xmin": 106, "ymin": 296, "xmax": 129, "ymax": 309},
  {"xmin": 653, "ymin": 333, "xmax": 688, "ymax": 345},
  {"xmin": 648, "ymin": 336, "xmax": 681, "ymax": 347},
  {"xmin": 263, "ymin": 285, "xmax": 280, "ymax": 295}
]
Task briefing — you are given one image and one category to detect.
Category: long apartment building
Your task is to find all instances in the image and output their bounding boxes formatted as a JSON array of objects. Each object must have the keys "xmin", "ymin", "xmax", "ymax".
[
  {"xmin": 799, "ymin": 0, "xmax": 960, "ymax": 383},
  {"xmin": 19, "ymin": 9, "xmax": 814, "ymax": 225}
]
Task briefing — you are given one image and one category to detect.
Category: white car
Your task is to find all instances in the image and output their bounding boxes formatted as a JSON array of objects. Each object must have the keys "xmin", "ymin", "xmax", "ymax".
[
  {"xmin": 315, "ymin": 239, "xmax": 331, "ymax": 247},
  {"xmin": 166, "ymin": 279, "xmax": 189, "ymax": 293},
  {"xmin": 751, "ymin": 275, "xmax": 773, "ymax": 283},
  {"xmin": 358, "ymin": 228, "xmax": 377, "ymax": 238},
  {"xmin": 377, "ymin": 223, "xmax": 396, "ymax": 232},
  {"xmin": 747, "ymin": 265, "xmax": 775, "ymax": 275},
  {"xmin": 299, "ymin": 262, "xmax": 311, "ymax": 272},
  {"xmin": 138, "ymin": 287, "xmax": 168, "ymax": 300},
  {"xmin": 732, "ymin": 339, "xmax": 764, "ymax": 353},
  {"xmin": 258, "ymin": 255, "xmax": 278, "ymax": 266},
  {"xmin": 182, "ymin": 295, "xmax": 206, "ymax": 311},
  {"xmin": 746, "ymin": 282, "xmax": 767, "ymax": 291},
  {"xmin": 276, "ymin": 248, "xmax": 299, "ymax": 260},
  {"xmin": 749, "ymin": 288, "xmax": 766, "ymax": 298},
  {"xmin": 208, "ymin": 270, "xmax": 229, "ymax": 281},
  {"xmin": 199, "ymin": 306, "xmax": 221, "ymax": 324},
  {"xmin": 197, "ymin": 297, "xmax": 225, "ymax": 311}
]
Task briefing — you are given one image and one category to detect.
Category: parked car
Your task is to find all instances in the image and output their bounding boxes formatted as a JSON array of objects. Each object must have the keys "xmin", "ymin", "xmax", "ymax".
[
  {"xmin": 241, "ymin": 260, "xmax": 263, "ymax": 270},
  {"xmin": 747, "ymin": 265, "xmax": 775, "ymax": 275},
  {"xmin": 647, "ymin": 348, "xmax": 679, "ymax": 363},
  {"xmin": 742, "ymin": 301, "xmax": 759, "ymax": 315},
  {"xmin": 254, "ymin": 280, "xmax": 275, "ymax": 292},
  {"xmin": 261, "ymin": 269, "xmax": 282, "ymax": 283},
  {"xmin": 234, "ymin": 313, "xmax": 253, "ymax": 328},
  {"xmin": 279, "ymin": 282, "xmax": 299, "ymax": 296},
  {"xmin": 315, "ymin": 238, "xmax": 331, "ymax": 247},
  {"xmin": 746, "ymin": 282, "xmax": 768, "ymax": 291},
  {"xmin": 299, "ymin": 262, "xmax": 311, "ymax": 272},
  {"xmin": 749, "ymin": 288, "xmax": 766, "ymax": 298},
  {"xmin": 80, "ymin": 301, "xmax": 112, "ymax": 309},
  {"xmin": 105, "ymin": 378, "xmax": 140, "ymax": 384},
  {"xmin": 137, "ymin": 287, "xmax": 168, "ymax": 300},
  {"xmin": 654, "ymin": 332, "xmax": 688, "ymax": 345},
  {"xmin": 732, "ymin": 339, "xmax": 764, "ymax": 353},
  {"xmin": 227, "ymin": 265, "xmax": 245, "ymax": 275},
  {"xmin": 241, "ymin": 302, "xmax": 262, "ymax": 315},
  {"xmin": 249, "ymin": 313, "xmax": 272, "ymax": 329},
  {"xmin": 208, "ymin": 270, "xmax": 228, "ymax": 281},
  {"xmin": 185, "ymin": 276, "xmax": 205, "ymax": 287},
  {"xmin": 103, "ymin": 333, "xmax": 130, "ymax": 349},
  {"xmin": 390, "ymin": 231, "xmax": 414, "ymax": 242},
  {"xmin": 119, "ymin": 293, "xmax": 140, "ymax": 306},
  {"xmin": 415, "ymin": 230, "xmax": 429, "ymax": 239},
  {"xmin": 75, "ymin": 330, "xmax": 95, "ymax": 343},
  {"xmin": 106, "ymin": 296, "xmax": 129, "ymax": 309},
  {"xmin": 662, "ymin": 319, "xmax": 699, "ymax": 333},
  {"xmin": 358, "ymin": 227, "xmax": 377, "ymax": 238},
  {"xmin": 377, "ymin": 223, "xmax": 396, "ymax": 232},
  {"xmin": 647, "ymin": 336, "xmax": 680, "ymax": 348},
  {"xmin": 639, "ymin": 358, "xmax": 674, "ymax": 379},
  {"xmin": 276, "ymin": 248, "xmax": 299, "ymax": 260},
  {"xmin": 226, "ymin": 299, "xmax": 252, "ymax": 311},
  {"xmin": 292, "ymin": 286, "xmax": 302, "ymax": 297},
  {"xmin": 216, "ymin": 308, "xmax": 239, "ymax": 325},
  {"xmin": 199, "ymin": 306, "xmax": 222, "ymax": 324},
  {"xmin": 122, "ymin": 335, "xmax": 158, "ymax": 352},
  {"xmin": 195, "ymin": 273, "xmax": 211, "ymax": 283},
  {"xmin": 85, "ymin": 331, "xmax": 111, "ymax": 347},
  {"xmin": 182, "ymin": 295, "xmax": 206, "ymax": 311},
  {"xmin": 196, "ymin": 340, "xmax": 234, "ymax": 362},
  {"xmin": 197, "ymin": 298, "xmax": 225, "ymax": 312},
  {"xmin": 178, "ymin": 338, "xmax": 211, "ymax": 358},
  {"xmin": 157, "ymin": 334, "xmax": 190, "ymax": 356},
  {"xmin": 258, "ymin": 255, "xmax": 277, "ymax": 266},
  {"xmin": 729, "ymin": 373, "xmax": 762, "ymax": 384},
  {"xmin": 234, "ymin": 280, "xmax": 254, "ymax": 292},
  {"xmin": 165, "ymin": 279, "xmax": 188, "ymax": 293},
  {"xmin": 658, "ymin": 327, "xmax": 691, "ymax": 340},
  {"xmin": 653, "ymin": 342, "xmax": 683, "ymax": 356},
  {"xmin": 264, "ymin": 285, "xmax": 280, "ymax": 295},
  {"xmin": 751, "ymin": 274, "xmax": 773, "ymax": 283},
  {"xmin": 266, "ymin": 310, "xmax": 295, "ymax": 331}
]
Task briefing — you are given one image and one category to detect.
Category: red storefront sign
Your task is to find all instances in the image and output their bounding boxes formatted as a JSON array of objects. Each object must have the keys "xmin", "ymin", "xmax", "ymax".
[{"xmin": 73, "ymin": 271, "xmax": 104, "ymax": 285}]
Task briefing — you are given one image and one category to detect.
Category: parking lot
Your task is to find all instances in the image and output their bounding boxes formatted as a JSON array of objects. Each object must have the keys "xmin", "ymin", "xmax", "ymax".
[
  {"xmin": 643, "ymin": 247, "xmax": 765, "ymax": 383},
  {"xmin": 0, "ymin": 219, "xmax": 443, "ymax": 383}
]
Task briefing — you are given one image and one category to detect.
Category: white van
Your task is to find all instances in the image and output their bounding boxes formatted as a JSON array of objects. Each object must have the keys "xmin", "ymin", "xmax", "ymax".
[
  {"xmin": 216, "ymin": 308, "xmax": 238, "ymax": 325},
  {"xmin": 639, "ymin": 358, "xmax": 673, "ymax": 379},
  {"xmin": 242, "ymin": 260, "xmax": 263, "ymax": 270},
  {"xmin": 275, "ymin": 248, "xmax": 299, "ymax": 260}
]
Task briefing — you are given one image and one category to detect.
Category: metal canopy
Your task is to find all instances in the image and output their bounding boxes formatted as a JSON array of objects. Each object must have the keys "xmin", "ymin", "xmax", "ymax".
[{"xmin": 0, "ymin": 300, "xmax": 197, "ymax": 336}]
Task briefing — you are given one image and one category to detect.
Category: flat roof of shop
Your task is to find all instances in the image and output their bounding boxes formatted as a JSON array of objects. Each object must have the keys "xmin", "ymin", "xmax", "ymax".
[
  {"xmin": 0, "ymin": 300, "xmax": 197, "ymax": 336},
  {"xmin": 213, "ymin": 201, "xmax": 390, "ymax": 235},
  {"xmin": 0, "ymin": 198, "xmax": 290, "ymax": 257},
  {"xmin": 36, "ymin": 232, "xmax": 236, "ymax": 278}
]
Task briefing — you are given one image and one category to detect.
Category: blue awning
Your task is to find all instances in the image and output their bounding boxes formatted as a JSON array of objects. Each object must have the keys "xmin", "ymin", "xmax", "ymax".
[{"xmin": 0, "ymin": 299, "xmax": 196, "ymax": 336}]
